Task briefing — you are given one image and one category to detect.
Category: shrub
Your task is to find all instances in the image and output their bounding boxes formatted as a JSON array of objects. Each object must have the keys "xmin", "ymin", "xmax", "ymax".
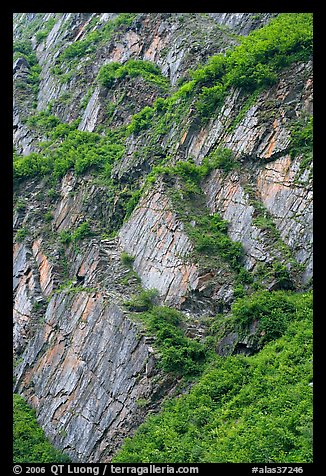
[
  {"xmin": 13, "ymin": 40, "xmax": 33, "ymax": 56},
  {"xmin": 13, "ymin": 126, "xmax": 125, "ymax": 183},
  {"xmin": 71, "ymin": 221, "xmax": 91, "ymax": 241},
  {"xmin": 13, "ymin": 393, "xmax": 70, "ymax": 463},
  {"xmin": 186, "ymin": 13, "xmax": 312, "ymax": 119},
  {"xmin": 203, "ymin": 147, "xmax": 237, "ymax": 173},
  {"xmin": 15, "ymin": 198, "xmax": 26, "ymax": 212},
  {"xmin": 121, "ymin": 252, "xmax": 135, "ymax": 267},
  {"xmin": 273, "ymin": 262, "xmax": 295, "ymax": 290},
  {"xmin": 134, "ymin": 305, "xmax": 207, "ymax": 376},
  {"xmin": 59, "ymin": 230, "xmax": 72, "ymax": 245},
  {"xmin": 195, "ymin": 83, "xmax": 225, "ymax": 120},
  {"xmin": 44, "ymin": 211, "xmax": 53, "ymax": 222},
  {"xmin": 127, "ymin": 106, "xmax": 155, "ymax": 134},
  {"xmin": 124, "ymin": 289, "xmax": 159, "ymax": 312},
  {"xmin": 289, "ymin": 115, "xmax": 313, "ymax": 159},
  {"xmin": 57, "ymin": 14, "xmax": 136, "ymax": 67},
  {"xmin": 97, "ymin": 59, "xmax": 168, "ymax": 90},
  {"xmin": 13, "ymin": 39, "xmax": 41, "ymax": 96},
  {"xmin": 231, "ymin": 289, "xmax": 302, "ymax": 345},
  {"xmin": 15, "ymin": 227, "xmax": 29, "ymax": 242},
  {"xmin": 124, "ymin": 189, "xmax": 143, "ymax": 219}
]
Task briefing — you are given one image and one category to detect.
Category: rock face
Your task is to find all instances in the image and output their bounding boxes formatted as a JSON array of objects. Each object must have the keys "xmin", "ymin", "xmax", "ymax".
[
  {"xmin": 13, "ymin": 12, "xmax": 312, "ymax": 463},
  {"xmin": 119, "ymin": 183, "xmax": 198, "ymax": 306}
]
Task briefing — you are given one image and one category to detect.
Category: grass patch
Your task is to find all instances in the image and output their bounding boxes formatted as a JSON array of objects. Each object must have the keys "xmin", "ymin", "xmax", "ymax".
[
  {"xmin": 113, "ymin": 290, "xmax": 312, "ymax": 463},
  {"xmin": 127, "ymin": 300, "xmax": 207, "ymax": 377}
]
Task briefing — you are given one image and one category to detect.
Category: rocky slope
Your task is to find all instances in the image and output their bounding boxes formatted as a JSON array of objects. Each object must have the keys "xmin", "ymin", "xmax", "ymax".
[{"xmin": 13, "ymin": 13, "xmax": 313, "ymax": 462}]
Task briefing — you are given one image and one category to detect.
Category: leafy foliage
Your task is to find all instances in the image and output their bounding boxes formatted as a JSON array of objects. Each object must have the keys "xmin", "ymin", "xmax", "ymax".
[
  {"xmin": 35, "ymin": 18, "xmax": 56, "ymax": 44},
  {"xmin": 55, "ymin": 14, "xmax": 137, "ymax": 75},
  {"xmin": 15, "ymin": 227, "xmax": 29, "ymax": 242},
  {"xmin": 13, "ymin": 40, "xmax": 41, "ymax": 98},
  {"xmin": 289, "ymin": 116, "xmax": 313, "ymax": 159},
  {"xmin": 189, "ymin": 13, "xmax": 312, "ymax": 119},
  {"xmin": 121, "ymin": 252, "xmax": 135, "ymax": 267},
  {"xmin": 127, "ymin": 106, "xmax": 155, "ymax": 134},
  {"xmin": 289, "ymin": 115, "xmax": 313, "ymax": 179},
  {"xmin": 124, "ymin": 288, "xmax": 159, "ymax": 312},
  {"xmin": 113, "ymin": 291, "xmax": 312, "ymax": 463},
  {"xmin": 59, "ymin": 221, "xmax": 92, "ymax": 245},
  {"xmin": 13, "ymin": 394, "xmax": 70, "ymax": 463},
  {"xmin": 126, "ymin": 303, "xmax": 207, "ymax": 376},
  {"xmin": 231, "ymin": 289, "xmax": 307, "ymax": 345}
]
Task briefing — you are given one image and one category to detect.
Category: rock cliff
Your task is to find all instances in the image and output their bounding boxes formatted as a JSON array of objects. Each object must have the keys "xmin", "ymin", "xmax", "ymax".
[{"xmin": 13, "ymin": 12, "xmax": 313, "ymax": 462}]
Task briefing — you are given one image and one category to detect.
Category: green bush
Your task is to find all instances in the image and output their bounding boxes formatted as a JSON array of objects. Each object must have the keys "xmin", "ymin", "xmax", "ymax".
[
  {"xmin": 113, "ymin": 291, "xmax": 312, "ymax": 463},
  {"xmin": 202, "ymin": 147, "xmax": 238, "ymax": 173},
  {"xmin": 59, "ymin": 230, "xmax": 72, "ymax": 245},
  {"xmin": 13, "ymin": 393, "xmax": 70, "ymax": 463},
  {"xmin": 231, "ymin": 289, "xmax": 307, "ymax": 345},
  {"xmin": 15, "ymin": 198, "xmax": 26, "ymax": 212},
  {"xmin": 71, "ymin": 221, "xmax": 91, "ymax": 241},
  {"xmin": 13, "ymin": 40, "xmax": 33, "ymax": 56},
  {"xmin": 127, "ymin": 106, "xmax": 155, "ymax": 134},
  {"xmin": 15, "ymin": 227, "xmax": 29, "ymax": 242},
  {"xmin": 44, "ymin": 211, "xmax": 53, "ymax": 222},
  {"xmin": 121, "ymin": 251, "xmax": 135, "ymax": 267},
  {"xmin": 195, "ymin": 83, "xmax": 225, "ymax": 120},
  {"xmin": 290, "ymin": 116, "xmax": 313, "ymax": 156},
  {"xmin": 57, "ymin": 14, "xmax": 136, "ymax": 66},
  {"xmin": 124, "ymin": 189, "xmax": 143, "ymax": 218},
  {"xmin": 185, "ymin": 13, "xmax": 312, "ymax": 119},
  {"xmin": 13, "ymin": 126, "xmax": 125, "ymax": 182},
  {"xmin": 273, "ymin": 262, "xmax": 295, "ymax": 290},
  {"xmin": 124, "ymin": 289, "xmax": 159, "ymax": 312},
  {"xmin": 13, "ymin": 40, "xmax": 41, "ymax": 96},
  {"xmin": 132, "ymin": 305, "xmax": 207, "ymax": 376},
  {"xmin": 35, "ymin": 18, "xmax": 56, "ymax": 44},
  {"xmin": 97, "ymin": 59, "xmax": 168, "ymax": 90}
]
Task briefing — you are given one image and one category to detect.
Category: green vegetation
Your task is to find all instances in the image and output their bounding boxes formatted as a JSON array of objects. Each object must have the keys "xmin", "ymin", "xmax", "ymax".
[
  {"xmin": 13, "ymin": 393, "xmax": 70, "ymax": 463},
  {"xmin": 121, "ymin": 251, "xmax": 135, "ymax": 267},
  {"xmin": 124, "ymin": 14, "xmax": 312, "ymax": 138},
  {"xmin": 124, "ymin": 288, "xmax": 159, "ymax": 312},
  {"xmin": 114, "ymin": 290, "xmax": 312, "ymax": 463},
  {"xmin": 227, "ymin": 90, "xmax": 261, "ymax": 133},
  {"xmin": 13, "ymin": 13, "xmax": 53, "ymax": 42},
  {"xmin": 289, "ymin": 115, "xmax": 313, "ymax": 179},
  {"xmin": 97, "ymin": 59, "xmax": 169, "ymax": 90},
  {"xmin": 35, "ymin": 18, "xmax": 56, "ymax": 44},
  {"xmin": 231, "ymin": 290, "xmax": 302, "ymax": 346},
  {"xmin": 189, "ymin": 13, "xmax": 312, "ymax": 120},
  {"xmin": 125, "ymin": 294, "xmax": 207, "ymax": 376},
  {"xmin": 13, "ymin": 123, "xmax": 125, "ymax": 182},
  {"xmin": 54, "ymin": 13, "xmax": 137, "ymax": 79},
  {"xmin": 12, "ymin": 13, "xmax": 313, "ymax": 465},
  {"xmin": 127, "ymin": 106, "xmax": 155, "ymax": 135},
  {"xmin": 13, "ymin": 40, "xmax": 41, "ymax": 100},
  {"xmin": 59, "ymin": 221, "xmax": 92, "ymax": 245},
  {"xmin": 14, "ymin": 198, "xmax": 27, "ymax": 212},
  {"xmin": 124, "ymin": 152, "xmax": 245, "ymax": 276},
  {"xmin": 123, "ymin": 148, "xmax": 238, "ymax": 219},
  {"xmin": 15, "ymin": 227, "xmax": 29, "ymax": 242},
  {"xmin": 289, "ymin": 116, "xmax": 313, "ymax": 159},
  {"xmin": 243, "ymin": 184, "xmax": 299, "ymax": 288}
]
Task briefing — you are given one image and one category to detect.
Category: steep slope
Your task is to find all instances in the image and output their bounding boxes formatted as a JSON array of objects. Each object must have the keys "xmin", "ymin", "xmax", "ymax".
[{"xmin": 13, "ymin": 13, "xmax": 313, "ymax": 463}]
